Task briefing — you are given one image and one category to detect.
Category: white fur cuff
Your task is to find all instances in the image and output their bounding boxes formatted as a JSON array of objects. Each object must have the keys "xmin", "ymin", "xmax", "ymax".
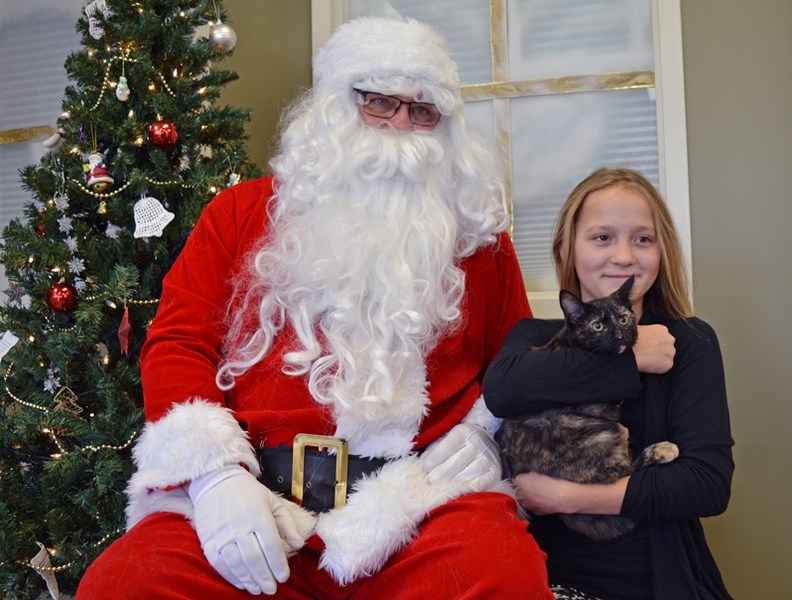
[
  {"xmin": 315, "ymin": 395, "xmax": 506, "ymax": 584},
  {"xmin": 315, "ymin": 455, "xmax": 447, "ymax": 584},
  {"xmin": 125, "ymin": 398, "xmax": 258, "ymax": 528}
]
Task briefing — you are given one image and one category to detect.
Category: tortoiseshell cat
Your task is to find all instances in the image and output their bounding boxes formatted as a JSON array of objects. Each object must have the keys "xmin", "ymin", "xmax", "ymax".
[{"xmin": 496, "ymin": 276, "xmax": 679, "ymax": 541}]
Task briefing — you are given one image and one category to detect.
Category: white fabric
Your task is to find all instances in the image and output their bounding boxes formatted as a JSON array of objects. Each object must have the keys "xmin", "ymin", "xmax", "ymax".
[
  {"xmin": 188, "ymin": 465, "xmax": 316, "ymax": 595},
  {"xmin": 313, "ymin": 17, "xmax": 459, "ymax": 102},
  {"xmin": 125, "ymin": 399, "xmax": 263, "ymax": 528},
  {"xmin": 315, "ymin": 396, "xmax": 513, "ymax": 584}
]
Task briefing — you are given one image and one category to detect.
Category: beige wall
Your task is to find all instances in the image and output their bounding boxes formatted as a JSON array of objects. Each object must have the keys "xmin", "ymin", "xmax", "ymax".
[
  {"xmin": 220, "ymin": 0, "xmax": 312, "ymax": 172},
  {"xmin": 682, "ymin": 0, "xmax": 792, "ymax": 597},
  {"xmin": 219, "ymin": 1, "xmax": 792, "ymax": 596}
]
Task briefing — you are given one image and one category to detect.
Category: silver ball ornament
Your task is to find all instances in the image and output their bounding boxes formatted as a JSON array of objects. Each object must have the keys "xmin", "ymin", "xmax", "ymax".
[{"xmin": 209, "ymin": 23, "xmax": 237, "ymax": 52}]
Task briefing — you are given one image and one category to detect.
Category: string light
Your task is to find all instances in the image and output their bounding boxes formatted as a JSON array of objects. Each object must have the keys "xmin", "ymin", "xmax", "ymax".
[
  {"xmin": 44, "ymin": 426, "xmax": 67, "ymax": 456},
  {"xmin": 69, "ymin": 172, "xmax": 193, "ymax": 196},
  {"xmin": 88, "ymin": 47, "xmax": 180, "ymax": 111},
  {"xmin": 4, "ymin": 363, "xmax": 141, "ymax": 454},
  {"xmin": 21, "ymin": 558, "xmax": 73, "ymax": 574},
  {"xmin": 13, "ymin": 526, "xmax": 126, "ymax": 576},
  {"xmin": 68, "ymin": 178, "xmax": 132, "ymax": 198},
  {"xmin": 3, "ymin": 363, "xmax": 49, "ymax": 414},
  {"xmin": 144, "ymin": 176, "xmax": 191, "ymax": 188},
  {"xmin": 83, "ymin": 430, "xmax": 138, "ymax": 453}
]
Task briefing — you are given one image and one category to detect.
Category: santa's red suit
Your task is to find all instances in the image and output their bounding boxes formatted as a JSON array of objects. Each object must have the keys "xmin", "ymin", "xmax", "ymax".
[{"xmin": 77, "ymin": 176, "xmax": 552, "ymax": 598}]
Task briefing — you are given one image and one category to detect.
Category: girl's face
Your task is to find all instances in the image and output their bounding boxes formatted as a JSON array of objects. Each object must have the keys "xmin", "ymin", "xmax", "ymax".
[{"xmin": 573, "ymin": 184, "xmax": 661, "ymax": 319}]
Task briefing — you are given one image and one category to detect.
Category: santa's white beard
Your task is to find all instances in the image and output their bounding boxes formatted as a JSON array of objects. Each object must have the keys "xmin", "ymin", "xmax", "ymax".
[{"xmin": 223, "ymin": 127, "xmax": 474, "ymax": 456}]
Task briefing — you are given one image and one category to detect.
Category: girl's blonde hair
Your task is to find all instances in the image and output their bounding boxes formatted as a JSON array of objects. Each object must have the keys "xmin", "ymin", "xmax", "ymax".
[{"xmin": 552, "ymin": 167, "xmax": 692, "ymax": 319}]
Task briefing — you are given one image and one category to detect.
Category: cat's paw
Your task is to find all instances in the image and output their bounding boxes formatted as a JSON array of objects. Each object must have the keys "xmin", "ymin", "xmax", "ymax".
[{"xmin": 637, "ymin": 441, "xmax": 679, "ymax": 467}]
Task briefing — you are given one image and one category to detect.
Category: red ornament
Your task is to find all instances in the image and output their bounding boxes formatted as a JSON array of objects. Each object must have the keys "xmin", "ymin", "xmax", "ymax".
[
  {"xmin": 46, "ymin": 282, "xmax": 79, "ymax": 313},
  {"xmin": 34, "ymin": 223, "xmax": 47, "ymax": 237},
  {"xmin": 118, "ymin": 305, "xmax": 132, "ymax": 355},
  {"xmin": 147, "ymin": 118, "xmax": 179, "ymax": 149}
]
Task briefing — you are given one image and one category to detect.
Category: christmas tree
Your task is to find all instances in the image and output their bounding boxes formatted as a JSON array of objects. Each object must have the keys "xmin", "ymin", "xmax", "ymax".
[{"xmin": 0, "ymin": 1, "xmax": 259, "ymax": 597}]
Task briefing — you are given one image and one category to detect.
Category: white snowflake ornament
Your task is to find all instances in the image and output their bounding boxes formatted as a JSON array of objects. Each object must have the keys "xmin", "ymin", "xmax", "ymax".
[
  {"xmin": 105, "ymin": 223, "xmax": 121, "ymax": 239},
  {"xmin": 57, "ymin": 215, "xmax": 73, "ymax": 234},
  {"xmin": 68, "ymin": 257, "xmax": 86, "ymax": 273},
  {"xmin": 53, "ymin": 193, "xmax": 70, "ymax": 211}
]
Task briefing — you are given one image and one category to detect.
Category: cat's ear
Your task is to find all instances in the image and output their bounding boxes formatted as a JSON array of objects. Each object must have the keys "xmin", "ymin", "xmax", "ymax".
[
  {"xmin": 559, "ymin": 290, "xmax": 587, "ymax": 323},
  {"xmin": 614, "ymin": 275, "xmax": 635, "ymax": 305}
]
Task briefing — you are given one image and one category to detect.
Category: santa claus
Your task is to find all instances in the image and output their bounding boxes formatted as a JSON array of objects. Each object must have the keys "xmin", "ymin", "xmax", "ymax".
[{"xmin": 78, "ymin": 16, "xmax": 552, "ymax": 599}]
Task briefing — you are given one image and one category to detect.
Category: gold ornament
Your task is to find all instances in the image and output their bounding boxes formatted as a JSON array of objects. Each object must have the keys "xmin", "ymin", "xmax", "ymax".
[{"xmin": 53, "ymin": 386, "xmax": 84, "ymax": 415}]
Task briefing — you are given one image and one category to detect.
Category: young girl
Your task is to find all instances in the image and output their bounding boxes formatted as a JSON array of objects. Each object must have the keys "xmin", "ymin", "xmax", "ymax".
[{"xmin": 484, "ymin": 168, "xmax": 734, "ymax": 600}]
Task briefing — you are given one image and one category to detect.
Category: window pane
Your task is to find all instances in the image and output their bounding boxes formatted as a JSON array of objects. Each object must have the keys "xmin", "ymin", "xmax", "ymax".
[
  {"xmin": 462, "ymin": 99, "xmax": 496, "ymax": 151},
  {"xmin": 510, "ymin": 88, "xmax": 659, "ymax": 290},
  {"xmin": 508, "ymin": 0, "xmax": 654, "ymax": 80},
  {"xmin": 0, "ymin": 2, "xmax": 82, "ymax": 130},
  {"xmin": 0, "ymin": 0, "xmax": 83, "ymax": 294},
  {"xmin": 349, "ymin": 0, "xmax": 492, "ymax": 84}
]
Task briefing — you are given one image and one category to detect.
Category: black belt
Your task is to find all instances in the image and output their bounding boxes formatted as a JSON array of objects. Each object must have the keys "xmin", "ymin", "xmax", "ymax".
[{"xmin": 256, "ymin": 434, "xmax": 389, "ymax": 513}]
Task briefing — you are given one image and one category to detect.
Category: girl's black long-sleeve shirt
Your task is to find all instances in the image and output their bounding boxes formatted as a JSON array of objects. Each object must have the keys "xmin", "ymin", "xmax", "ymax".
[{"xmin": 483, "ymin": 314, "xmax": 734, "ymax": 600}]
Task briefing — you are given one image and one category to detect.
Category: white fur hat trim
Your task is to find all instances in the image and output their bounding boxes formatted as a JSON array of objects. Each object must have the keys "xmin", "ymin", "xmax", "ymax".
[{"xmin": 314, "ymin": 17, "xmax": 459, "ymax": 97}]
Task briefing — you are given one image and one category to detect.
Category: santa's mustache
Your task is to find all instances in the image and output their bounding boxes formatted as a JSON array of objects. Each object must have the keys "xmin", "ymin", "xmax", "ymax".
[{"xmin": 349, "ymin": 128, "xmax": 446, "ymax": 182}]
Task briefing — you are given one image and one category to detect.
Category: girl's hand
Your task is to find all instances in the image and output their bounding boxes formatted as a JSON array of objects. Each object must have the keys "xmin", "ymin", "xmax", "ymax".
[
  {"xmin": 514, "ymin": 472, "xmax": 575, "ymax": 515},
  {"xmin": 513, "ymin": 472, "xmax": 628, "ymax": 516},
  {"xmin": 633, "ymin": 324, "xmax": 676, "ymax": 374}
]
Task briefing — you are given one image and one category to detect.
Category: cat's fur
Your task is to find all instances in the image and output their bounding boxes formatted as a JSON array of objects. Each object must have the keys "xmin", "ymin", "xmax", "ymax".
[{"xmin": 496, "ymin": 276, "xmax": 679, "ymax": 541}]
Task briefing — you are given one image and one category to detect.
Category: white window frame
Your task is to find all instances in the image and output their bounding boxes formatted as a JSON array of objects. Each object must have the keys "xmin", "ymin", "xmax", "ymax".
[{"xmin": 310, "ymin": 0, "xmax": 691, "ymax": 317}]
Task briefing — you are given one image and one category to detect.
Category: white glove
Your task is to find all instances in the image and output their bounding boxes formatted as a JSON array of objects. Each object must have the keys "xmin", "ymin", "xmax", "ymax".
[
  {"xmin": 188, "ymin": 465, "xmax": 307, "ymax": 595},
  {"xmin": 421, "ymin": 423, "xmax": 502, "ymax": 491}
]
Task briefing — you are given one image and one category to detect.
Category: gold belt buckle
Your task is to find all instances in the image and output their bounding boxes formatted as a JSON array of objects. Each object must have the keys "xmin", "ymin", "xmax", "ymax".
[{"xmin": 291, "ymin": 433, "xmax": 349, "ymax": 508}]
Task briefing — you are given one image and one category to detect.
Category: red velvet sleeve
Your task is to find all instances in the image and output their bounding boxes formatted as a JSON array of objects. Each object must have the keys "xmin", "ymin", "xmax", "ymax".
[{"xmin": 140, "ymin": 178, "xmax": 274, "ymax": 422}]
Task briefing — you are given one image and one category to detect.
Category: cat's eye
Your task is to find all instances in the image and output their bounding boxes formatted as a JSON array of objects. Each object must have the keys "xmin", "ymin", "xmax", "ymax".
[
  {"xmin": 618, "ymin": 315, "xmax": 630, "ymax": 325},
  {"xmin": 591, "ymin": 321, "xmax": 604, "ymax": 332}
]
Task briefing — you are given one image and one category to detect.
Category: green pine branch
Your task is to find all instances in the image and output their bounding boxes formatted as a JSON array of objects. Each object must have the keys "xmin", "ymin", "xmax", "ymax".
[{"xmin": 0, "ymin": 0, "xmax": 260, "ymax": 596}]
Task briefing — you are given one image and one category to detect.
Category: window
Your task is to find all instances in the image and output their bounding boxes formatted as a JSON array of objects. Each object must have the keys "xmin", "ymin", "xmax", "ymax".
[
  {"xmin": 0, "ymin": 0, "xmax": 84, "ymax": 295},
  {"xmin": 312, "ymin": 0, "xmax": 690, "ymax": 317}
]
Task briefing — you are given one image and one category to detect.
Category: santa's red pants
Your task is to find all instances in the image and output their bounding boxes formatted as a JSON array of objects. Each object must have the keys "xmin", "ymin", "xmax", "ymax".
[{"xmin": 77, "ymin": 492, "xmax": 552, "ymax": 599}]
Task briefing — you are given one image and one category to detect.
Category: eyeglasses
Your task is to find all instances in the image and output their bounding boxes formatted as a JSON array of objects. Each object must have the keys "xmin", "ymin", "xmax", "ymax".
[{"xmin": 353, "ymin": 89, "xmax": 442, "ymax": 127}]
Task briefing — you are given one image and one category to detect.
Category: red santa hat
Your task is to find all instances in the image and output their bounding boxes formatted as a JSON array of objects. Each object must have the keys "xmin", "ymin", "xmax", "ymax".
[{"xmin": 313, "ymin": 17, "xmax": 460, "ymax": 110}]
